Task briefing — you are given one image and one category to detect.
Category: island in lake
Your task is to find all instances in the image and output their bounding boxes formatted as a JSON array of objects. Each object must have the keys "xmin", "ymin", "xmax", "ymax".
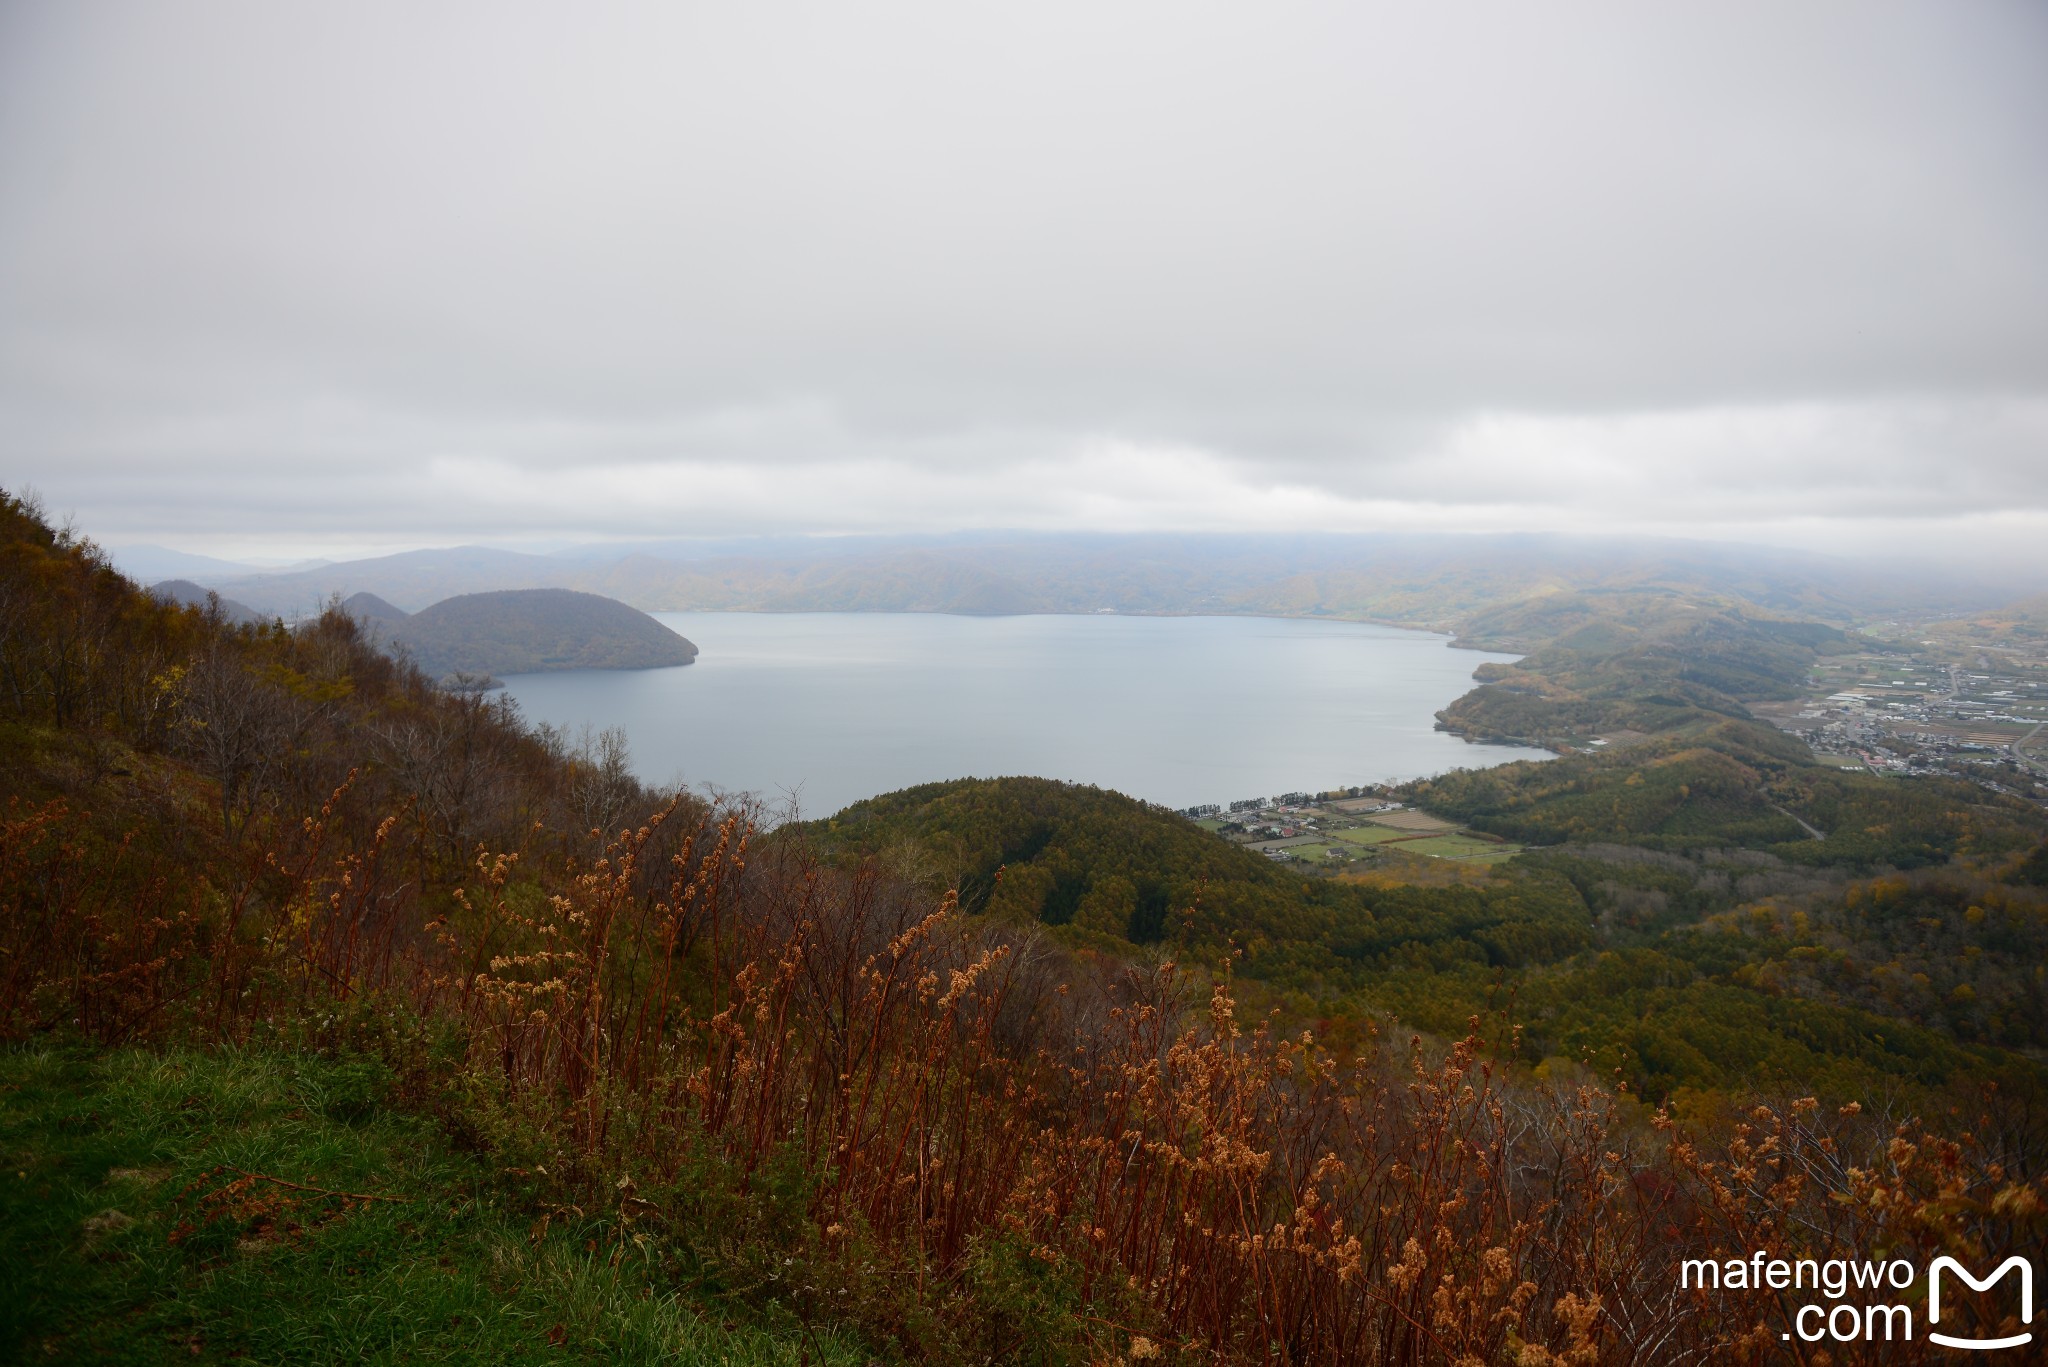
[{"xmin": 356, "ymin": 587, "xmax": 698, "ymax": 680}]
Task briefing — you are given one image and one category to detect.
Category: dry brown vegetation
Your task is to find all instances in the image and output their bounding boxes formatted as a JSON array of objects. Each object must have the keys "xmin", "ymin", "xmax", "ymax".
[
  {"xmin": 2, "ymin": 490, "xmax": 2043, "ymax": 1363},
  {"xmin": 8, "ymin": 782, "xmax": 2043, "ymax": 1362}
]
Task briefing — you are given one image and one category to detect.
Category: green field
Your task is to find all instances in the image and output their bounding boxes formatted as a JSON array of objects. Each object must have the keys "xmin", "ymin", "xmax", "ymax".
[
  {"xmin": 1325, "ymin": 825, "xmax": 1520, "ymax": 862},
  {"xmin": 1389, "ymin": 834, "xmax": 1507, "ymax": 858},
  {"xmin": 1442, "ymin": 847, "xmax": 1521, "ymax": 865},
  {"xmin": 1331, "ymin": 826, "xmax": 1409, "ymax": 845}
]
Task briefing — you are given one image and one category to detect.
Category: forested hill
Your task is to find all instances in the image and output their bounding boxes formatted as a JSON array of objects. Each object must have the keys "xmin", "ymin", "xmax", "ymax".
[
  {"xmin": 808, "ymin": 766, "xmax": 2048, "ymax": 1107},
  {"xmin": 1434, "ymin": 589, "xmax": 1863, "ymax": 748},
  {"xmin": 386, "ymin": 587, "xmax": 697, "ymax": 677},
  {"xmin": 812, "ymin": 776, "xmax": 1594, "ymax": 974}
]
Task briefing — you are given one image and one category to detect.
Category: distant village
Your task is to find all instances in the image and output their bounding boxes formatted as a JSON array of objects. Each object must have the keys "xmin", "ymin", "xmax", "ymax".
[
  {"xmin": 1752, "ymin": 641, "xmax": 2048, "ymax": 805},
  {"xmin": 1176, "ymin": 789, "xmax": 1516, "ymax": 867}
]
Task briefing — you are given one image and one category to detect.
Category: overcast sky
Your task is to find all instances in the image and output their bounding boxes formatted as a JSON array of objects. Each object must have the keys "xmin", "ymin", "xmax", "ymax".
[{"xmin": 2, "ymin": 1, "xmax": 2045, "ymax": 567}]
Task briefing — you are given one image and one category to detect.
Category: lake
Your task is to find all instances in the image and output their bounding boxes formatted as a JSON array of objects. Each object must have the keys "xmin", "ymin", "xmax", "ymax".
[{"xmin": 498, "ymin": 613, "xmax": 1549, "ymax": 817}]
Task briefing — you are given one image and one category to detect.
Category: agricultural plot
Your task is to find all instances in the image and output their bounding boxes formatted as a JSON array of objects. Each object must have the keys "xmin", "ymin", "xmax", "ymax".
[
  {"xmin": 1334, "ymin": 821, "xmax": 1519, "ymax": 862},
  {"xmin": 1359, "ymin": 808, "xmax": 1458, "ymax": 832},
  {"xmin": 1391, "ymin": 833, "xmax": 1510, "ymax": 859},
  {"xmin": 1333, "ymin": 826, "xmax": 1411, "ymax": 845}
]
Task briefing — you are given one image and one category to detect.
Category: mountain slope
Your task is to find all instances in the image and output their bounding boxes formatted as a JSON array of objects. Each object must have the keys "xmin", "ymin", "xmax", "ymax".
[
  {"xmin": 340, "ymin": 590, "xmax": 410, "ymax": 625},
  {"xmin": 147, "ymin": 579, "xmax": 265, "ymax": 626}
]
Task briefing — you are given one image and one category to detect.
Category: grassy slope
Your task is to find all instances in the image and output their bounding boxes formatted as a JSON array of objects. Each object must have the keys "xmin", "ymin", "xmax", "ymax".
[{"xmin": 0, "ymin": 1045, "xmax": 866, "ymax": 1366}]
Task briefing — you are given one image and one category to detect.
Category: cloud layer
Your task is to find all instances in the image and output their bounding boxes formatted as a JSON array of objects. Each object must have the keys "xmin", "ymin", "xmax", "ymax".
[{"xmin": 3, "ymin": 2, "xmax": 2044, "ymax": 565}]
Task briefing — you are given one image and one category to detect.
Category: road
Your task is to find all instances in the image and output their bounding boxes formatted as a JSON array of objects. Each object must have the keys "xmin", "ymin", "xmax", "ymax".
[{"xmin": 2010, "ymin": 721, "xmax": 2048, "ymax": 780}]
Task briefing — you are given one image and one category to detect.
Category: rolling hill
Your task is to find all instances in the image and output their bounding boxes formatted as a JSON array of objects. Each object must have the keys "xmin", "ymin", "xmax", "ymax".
[
  {"xmin": 146, "ymin": 579, "xmax": 266, "ymax": 626},
  {"xmin": 340, "ymin": 591, "xmax": 410, "ymax": 626}
]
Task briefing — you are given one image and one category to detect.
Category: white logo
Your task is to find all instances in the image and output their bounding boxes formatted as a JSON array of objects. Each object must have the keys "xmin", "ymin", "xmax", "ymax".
[{"xmin": 1928, "ymin": 1255, "xmax": 2033, "ymax": 1351}]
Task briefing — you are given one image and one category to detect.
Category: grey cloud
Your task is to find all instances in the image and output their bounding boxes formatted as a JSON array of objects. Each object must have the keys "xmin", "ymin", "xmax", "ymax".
[{"xmin": 2, "ymin": 1, "xmax": 2045, "ymax": 562}]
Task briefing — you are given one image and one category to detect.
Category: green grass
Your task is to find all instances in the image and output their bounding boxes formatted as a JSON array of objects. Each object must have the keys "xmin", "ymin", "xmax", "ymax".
[
  {"xmin": 0, "ymin": 1044, "xmax": 870, "ymax": 1366},
  {"xmin": 1332, "ymin": 826, "xmax": 1512, "ymax": 852},
  {"xmin": 1330, "ymin": 826, "xmax": 1408, "ymax": 846},
  {"xmin": 1388, "ymin": 835, "xmax": 1502, "ymax": 858},
  {"xmin": 1329, "ymin": 826, "xmax": 1519, "ymax": 862}
]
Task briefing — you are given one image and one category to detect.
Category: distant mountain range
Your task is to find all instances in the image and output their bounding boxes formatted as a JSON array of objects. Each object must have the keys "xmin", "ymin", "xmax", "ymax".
[
  {"xmin": 112, "ymin": 543, "xmax": 331, "ymax": 583},
  {"xmin": 145, "ymin": 531, "xmax": 2027, "ymax": 632},
  {"xmin": 1924, "ymin": 592, "xmax": 2048, "ymax": 652}
]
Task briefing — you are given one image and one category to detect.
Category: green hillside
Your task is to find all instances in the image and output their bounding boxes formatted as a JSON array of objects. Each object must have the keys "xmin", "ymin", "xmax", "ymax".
[
  {"xmin": 812, "ymin": 777, "xmax": 1594, "ymax": 981},
  {"xmin": 805, "ymin": 770, "xmax": 2048, "ymax": 1107}
]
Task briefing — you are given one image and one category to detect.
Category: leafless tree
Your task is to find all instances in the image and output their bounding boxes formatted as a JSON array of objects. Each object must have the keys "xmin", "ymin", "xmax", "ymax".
[
  {"xmin": 177, "ymin": 633, "xmax": 292, "ymax": 839},
  {"xmin": 567, "ymin": 723, "xmax": 640, "ymax": 844}
]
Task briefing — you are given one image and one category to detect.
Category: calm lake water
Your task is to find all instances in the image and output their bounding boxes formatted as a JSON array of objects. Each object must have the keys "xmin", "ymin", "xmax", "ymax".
[{"xmin": 498, "ymin": 613, "xmax": 1548, "ymax": 818}]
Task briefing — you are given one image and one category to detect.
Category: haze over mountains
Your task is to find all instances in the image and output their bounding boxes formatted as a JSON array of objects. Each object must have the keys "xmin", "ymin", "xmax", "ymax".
[{"xmin": 120, "ymin": 531, "xmax": 2027, "ymax": 635}]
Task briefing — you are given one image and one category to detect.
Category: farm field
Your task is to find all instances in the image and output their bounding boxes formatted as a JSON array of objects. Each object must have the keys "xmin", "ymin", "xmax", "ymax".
[
  {"xmin": 1356, "ymin": 808, "xmax": 1458, "ymax": 832},
  {"xmin": 1391, "ymin": 833, "xmax": 1513, "ymax": 859},
  {"xmin": 1332, "ymin": 826, "xmax": 1411, "ymax": 845},
  {"xmin": 1223, "ymin": 799, "xmax": 1522, "ymax": 866}
]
